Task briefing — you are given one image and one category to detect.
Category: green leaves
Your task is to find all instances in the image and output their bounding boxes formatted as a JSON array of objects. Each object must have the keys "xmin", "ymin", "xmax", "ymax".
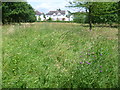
[
  {"xmin": 67, "ymin": 1, "xmax": 118, "ymax": 27},
  {"xmin": 91, "ymin": 2, "xmax": 118, "ymax": 24},
  {"xmin": 2, "ymin": 2, "xmax": 36, "ymax": 24}
]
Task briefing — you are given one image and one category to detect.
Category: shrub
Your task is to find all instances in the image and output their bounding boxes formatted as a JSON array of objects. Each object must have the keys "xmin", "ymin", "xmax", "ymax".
[{"xmin": 47, "ymin": 17, "xmax": 52, "ymax": 21}]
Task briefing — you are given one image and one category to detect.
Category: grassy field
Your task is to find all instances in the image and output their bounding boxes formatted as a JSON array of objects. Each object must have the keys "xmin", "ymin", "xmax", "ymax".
[{"xmin": 2, "ymin": 22, "xmax": 118, "ymax": 88}]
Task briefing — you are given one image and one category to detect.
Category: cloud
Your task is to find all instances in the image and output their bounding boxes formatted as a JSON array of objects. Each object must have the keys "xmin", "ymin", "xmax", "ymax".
[
  {"xmin": 27, "ymin": 0, "xmax": 70, "ymax": 2},
  {"xmin": 35, "ymin": 3, "xmax": 56, "ymax": 13},
  {"xmin": 28, "ymin": 0, "xmax": 81, "ymax": 13}
]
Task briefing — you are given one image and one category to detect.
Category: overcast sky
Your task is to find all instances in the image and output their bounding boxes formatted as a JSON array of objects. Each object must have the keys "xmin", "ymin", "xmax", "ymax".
[{"xmin": 27, "ymin": 0, "xmax": 84, "ymax": 14}]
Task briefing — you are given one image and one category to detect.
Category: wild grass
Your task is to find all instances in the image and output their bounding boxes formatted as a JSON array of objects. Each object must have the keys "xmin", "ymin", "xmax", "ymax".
[{"xmin": 2, "ymin": 22, "xmax": 118, "ymax": 88}]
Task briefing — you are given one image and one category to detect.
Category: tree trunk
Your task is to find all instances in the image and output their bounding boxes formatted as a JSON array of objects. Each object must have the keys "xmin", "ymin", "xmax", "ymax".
[{"xmin": 89, "ymin": 5, "xmax": 92, "ymax": 31}]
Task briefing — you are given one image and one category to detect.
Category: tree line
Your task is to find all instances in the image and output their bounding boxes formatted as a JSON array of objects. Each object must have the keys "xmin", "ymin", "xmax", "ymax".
[
  {"xmin": 1, "ymin": 1, "xmax": 120, "ymax": 29},
  {"xmin": 68, "ymin": 1, "xmax": 119, "ymax": 30},
  {"xmin": 2, "ymin": 1, "xmax": 36, "ymax": 24}
]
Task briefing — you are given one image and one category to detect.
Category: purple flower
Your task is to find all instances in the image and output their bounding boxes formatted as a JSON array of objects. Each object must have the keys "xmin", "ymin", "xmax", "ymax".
[
  {"xmin": 100, "ymin": 70, "xmax": 102, "ymax": 72},
  {"xmin": 80, "ymin": 62, "xmax": 83, "ymax": 64},
  {"xmin": 86, "ymin": 61, "xmax": 91, "ymax": 64},
  {"xmin": 100, "ymin": 54, "xmax": 103, "ymax": 56},
  {"xmin": 87, "ymin": 53, "xmax": 90, "ymax": 55}
]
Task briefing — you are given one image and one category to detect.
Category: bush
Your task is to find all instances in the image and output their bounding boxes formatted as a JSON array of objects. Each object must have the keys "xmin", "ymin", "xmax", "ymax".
[
  {"xmin": 38, "ymin": 16, "xmax": 41, "ymax": 21},
  {"xmin": 2, "ymin": 2, "xmax": 36, "ymax": 24},
  {"xmin": 73, "ymin": 14, "xmax": 88, "ymax": 23},
  {"xmin": 47, "ymin": 17, "xmax": 52, "ymax": 21}
]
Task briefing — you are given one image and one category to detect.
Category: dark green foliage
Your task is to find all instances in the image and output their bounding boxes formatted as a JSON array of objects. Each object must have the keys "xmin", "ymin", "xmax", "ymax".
[
  {"xmin": 38, "ymin": 16, "xmax": 41, "ymax": 21},
  {"xmin": 47, "ymin": 17, "xmax": 52, "ymax": 21},
  {"xmin": 91, "ymin": 2, "xmax": 118, "ymax": 25},
  {"xmin": 43, "ymin": 14, "xmax": 46, "ymax": 20},
  {"xmin": 67, "ymin": 1, "xmax": 118, "ymax": 28},
  {"xmin": 67, "ymin": 2, "xmax": 94, "ymax": 30},
  {"xmin": 118, "ymin": 1, "xmax": 120, "ymax": 24},
  {"xmin": 72, "ymin": 12, "xmax": 88, "ymax": 23},
  {"xmin": 0, "ymin": 1, "xmax": 2, "ymax": 25},
  {"xmin": 2, "ymin": 2, "xmax": 36, "ymax": 24}
]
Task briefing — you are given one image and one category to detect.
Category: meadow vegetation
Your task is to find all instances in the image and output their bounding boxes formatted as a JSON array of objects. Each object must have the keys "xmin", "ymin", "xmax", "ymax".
[{"xmin": 2, "ymin": 22, "xmax": 118, "ymax": 88}]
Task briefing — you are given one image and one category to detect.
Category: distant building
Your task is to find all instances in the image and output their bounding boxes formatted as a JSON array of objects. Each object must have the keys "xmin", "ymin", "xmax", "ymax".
[
  {"xmin": 35, "ymin": 10, "xmax": 45, "ymax": 21},
  {"xmin": 46, "ymin": 10, "xmax": 73, "ymax": 21},
  {"xmin": 35, "ymin": 10, "xmax": 74, "ymax": 21}
]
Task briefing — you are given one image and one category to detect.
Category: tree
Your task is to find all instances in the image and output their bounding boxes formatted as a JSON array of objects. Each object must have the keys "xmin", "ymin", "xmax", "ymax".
[
  {"xmin": 2, "ymin": 2, "xmax": 36, "ymax": 24},
  {"xmin": 38, "ymin": 16, "xmax": 41, "ymax": 21},
  {"xmin": 91, "ymin": 2, "xmax": 118, "ymax": 27},
  {"xmin": 48, "ymin": 17, "xmax": 52, "ymax": 21},
  {"xmin": 43, "ymin": 14, "xmax": 46, "ymax": 20},
  {"xmin": 72, "ymin": 12, "xmax": 87, "ymax": 23},
  {"xmin": 0, "ymin": 1, "xmax": 2, "ymax": 25},
  {"xmin": 67, "ymin": 1, "xmax": 118, "ymax": 30},
  {"xmin": 67, "ymin": 1, "xmax": 93, "ymax": 31},
  {"xmin": 57, "ymin": 8, "xmax": 61, "ymax": 11},
  {"xmin": 117, "ymin": 1, "xmax": 120, "ymax": 24}
]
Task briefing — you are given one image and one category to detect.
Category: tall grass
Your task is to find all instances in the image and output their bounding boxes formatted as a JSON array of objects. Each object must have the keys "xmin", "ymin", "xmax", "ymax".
[{"xmin": 2, "ymin": 22, "xmax": 118, "ymax": 88}]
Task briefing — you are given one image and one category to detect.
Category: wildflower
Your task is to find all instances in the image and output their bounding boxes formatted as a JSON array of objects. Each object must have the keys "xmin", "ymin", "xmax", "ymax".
[
  {"xmin": 100, "ymin": 54, "xmax": 103, "ymax": 56},
  {"xmin": 100, "ymin": 70, "xmax": 102, "ymax": 72},
  {"xmin": 80, "ymin": 62, "xmax": 83, "ymax": 64},
  {"xmin": 87, "ymin": 53, "xmax": 91, "ymax": 55},
  {"xmin": 86, "ymin": 61, "xmax": 91, "ymax": 64}
]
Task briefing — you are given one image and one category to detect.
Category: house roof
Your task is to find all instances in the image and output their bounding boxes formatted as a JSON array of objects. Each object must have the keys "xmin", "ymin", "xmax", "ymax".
[
  {"xmin": 72, "ymin": 11, "xmax": 86, "ymax": 15},
  {"xmin": 35, "ymin": 10, "xmax": 43, "ymax": 15},
  {"xmin": 46, "ymin": 10, "xmax": 65, "ymax": 15}
]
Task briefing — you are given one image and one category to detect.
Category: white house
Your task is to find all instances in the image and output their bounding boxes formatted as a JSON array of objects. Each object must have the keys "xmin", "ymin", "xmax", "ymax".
[
  {"xmin": 35, "ymin": 10, "xmax": 74, "ymax": 21},
  {"xmin": 35, "ymin": 11, "xmax": 45, "ymax": 21},
  {"xmin": 46, "ymin": 10, "xmax": 73, "ymax": 21}
]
